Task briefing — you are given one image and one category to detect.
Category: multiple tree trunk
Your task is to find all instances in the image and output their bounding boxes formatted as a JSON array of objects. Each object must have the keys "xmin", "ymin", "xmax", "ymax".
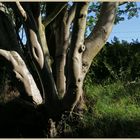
[{"xmin": 0, "ymin": 2, "xmax": 118, "ymax": 137}]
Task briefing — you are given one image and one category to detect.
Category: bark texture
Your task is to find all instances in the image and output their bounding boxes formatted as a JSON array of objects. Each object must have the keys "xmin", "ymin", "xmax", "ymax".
[
  {"xmin": 82, "ymin": 2, "xmax": 118, "ymax": 77},
  {"xmin": 63, "ymin": 2, "xmax": 89, "ymax": 112},
  {"xmin": 0, "ymin": 2, "xmax": 118, "ymax": 137}
]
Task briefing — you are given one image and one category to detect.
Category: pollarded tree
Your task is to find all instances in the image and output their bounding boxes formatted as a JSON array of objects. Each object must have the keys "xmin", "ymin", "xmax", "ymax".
[{"xmin": 0, "ymin": 1, "xmax": 138, "ymax": 138}]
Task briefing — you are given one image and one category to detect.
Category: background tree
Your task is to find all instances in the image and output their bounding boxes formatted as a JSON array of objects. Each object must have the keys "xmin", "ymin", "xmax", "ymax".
[{"xmin": 0, "ymin": 1, "xmax": 139, "ymax": 138}]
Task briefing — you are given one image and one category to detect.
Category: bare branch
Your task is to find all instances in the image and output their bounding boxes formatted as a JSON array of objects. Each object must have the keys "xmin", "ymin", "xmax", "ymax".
[
  {"xmin": 82, "ymin": 2, "xmax": 118, "ymax": 77},
  {"xmin": 66, "ymin": 4, "xmax": 76, "ymax": 26},
  {"xmin": 38, "ymin": 15, "xmax": 51, "ymax": 67},
  {"xmin": 43, "ymin": 3, "xmax": 67, "ymax": 27},
  {"xmin": 0, "ymin": 49, "xmax": 43, "ymax": 105},
  {"xmin": 15, "ymin": 1, "xmax": 27, "ymax": 20},
  {"xmin": 119, "ymin": 2, "xmax": 127, "ymax": 6}
]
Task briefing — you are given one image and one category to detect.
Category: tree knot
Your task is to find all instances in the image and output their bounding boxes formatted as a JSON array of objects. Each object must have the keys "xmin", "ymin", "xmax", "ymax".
[{"xmin": 78, "ymin": 44, "xmax": 85, "ymax": 53}]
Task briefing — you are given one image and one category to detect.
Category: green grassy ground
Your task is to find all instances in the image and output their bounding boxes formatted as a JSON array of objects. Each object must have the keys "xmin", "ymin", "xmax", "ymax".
[{"xmin": 67, "ymin": 80, "xmax": 140, "ymax": 138}]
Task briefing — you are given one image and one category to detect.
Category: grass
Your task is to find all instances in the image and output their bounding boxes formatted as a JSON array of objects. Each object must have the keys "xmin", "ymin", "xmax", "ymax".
[{"xmin": 69, "ymin": 80, "xmax": 140, "ymax": 138}]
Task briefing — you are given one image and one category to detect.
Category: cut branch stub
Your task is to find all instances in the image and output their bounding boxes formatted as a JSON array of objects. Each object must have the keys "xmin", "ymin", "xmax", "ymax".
[
  {"xmin": 0, "ymin": 49, "xmax": 43, "ymax": 105},
  {"xmin": 78, "ymin": 44, "xmax": 85, "ymax": 53}
]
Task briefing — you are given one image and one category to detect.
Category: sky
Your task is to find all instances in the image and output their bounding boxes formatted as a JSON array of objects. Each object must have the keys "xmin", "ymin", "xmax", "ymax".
[
  {"xmin": 107, "ymin": 2, "xmax": 140, "ymax": 43},
  {"xmin": 108, "ymin": 15, "xmax": 140, "ymax": 43}
]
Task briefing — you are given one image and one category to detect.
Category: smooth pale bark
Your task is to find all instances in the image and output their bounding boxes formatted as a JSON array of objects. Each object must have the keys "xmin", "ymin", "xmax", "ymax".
[
  {"xmin": 44, "ymin": 4, "xmax": 69, "ymax": 98},
  {"xmin": 15, "ymin": 2, "xmax": 59, "ymax": 108},
  {"xmin": 15, "ymin": 1, "xmax": 27, "ymax": 20},
  {"xmin": 0, "ymin": 49, "xmax": 43, "ymax": 105},
  {"xmin": 55, "ymin": 5, "xmax": 76, "ymax": 98},
  {"xmin": 38, "ymin": 15, "xmax": 51, "ymax": 67},
  {"xmin": 82, "ymin": 2, "xmax": 118, "ymax": 77},
  {"xmin": 29, "ymin": 29, "xmax": 44, "ymax": 69},
  {"xmin": 53, "ymin": 10, "xmax": 66, "ymax": 98},
  {"xmin": 66, "ymin": 4, "xmax": 76, "ymax": 26},
  {"xmin": 24, "ymin": 7, "xmax": 59, "ymax": 107},
  {"xmin": 63, "ymin": 3, "xmax": 89, "ymax": 112}
]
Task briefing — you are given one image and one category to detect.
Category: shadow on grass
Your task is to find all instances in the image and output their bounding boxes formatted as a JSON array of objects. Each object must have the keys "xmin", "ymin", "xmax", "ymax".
[
  {"xmin": 0, "ymin": 99, "xmax": 140, "ymax": 138},
  {"xmin": 63, "ymin": 116, "xmax": 140, "ymax": 138}
]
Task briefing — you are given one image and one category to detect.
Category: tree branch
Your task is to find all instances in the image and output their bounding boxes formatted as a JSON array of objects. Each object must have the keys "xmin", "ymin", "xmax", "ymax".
[
  {"xmin": 22, "ymin": 3, "xmax": 59, "ymax": 107},
  {"xmin": 15, "ymin": 1, "xmax": 27, "ymax": 20},
  {"xmin": 38, "ymin": 15, "xmax": 51, "ymax": 67},
  {"xmin": 0, "ymin": 49, "xmax": 43, "ymax": 105},
  {"xmin": 54, "ymin": 7, "xmax": 68, "ymax": 98},
  {"xmin": 119, "ymin": 2, "xmax": 127, "ymax": 6},
  {"xmin": 43, "ymin": 3, "xmax": 67, "ymax": 27},
  {"xmin": 66, "ymin": 4, "xmax": 76, "ymax": 26},
  {"xmin": 82, "ymin": 2, "xmax": 118, "ymax": 77},
  {"xmin": 63, "ymin": 2, "xmax": 89, "ymax": 112}
]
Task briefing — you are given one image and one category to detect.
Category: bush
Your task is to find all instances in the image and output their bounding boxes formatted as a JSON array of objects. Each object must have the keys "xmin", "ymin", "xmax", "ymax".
[{"xmin": 85, "ymin": 38, "xmax": 140, "ymax": 84}]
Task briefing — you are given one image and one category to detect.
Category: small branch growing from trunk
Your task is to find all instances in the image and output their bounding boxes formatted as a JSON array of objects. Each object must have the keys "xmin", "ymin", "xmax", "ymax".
[
  {"xmin": 38, "ymin": 15, "xmax": 51, "ymax": 67},
  {"xmin": 0, "ymin": 49, "xmax": 43, "ymax": 105},
  {"xmin": 66, "ymin": 4, "xmax": 76, "ymax": 26},
  {"xmin": 15, "ymin": 1, "xmax": 27, "ymax": 20},
  {"xmin": 43, "ymin": 3, "xmax": 67, "ymax": 27}
]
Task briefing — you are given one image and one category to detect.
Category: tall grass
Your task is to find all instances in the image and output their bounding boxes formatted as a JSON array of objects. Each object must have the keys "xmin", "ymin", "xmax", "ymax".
[{"xmin": 77, "ymin": 80, "xmax": 140, "ymax": 137}]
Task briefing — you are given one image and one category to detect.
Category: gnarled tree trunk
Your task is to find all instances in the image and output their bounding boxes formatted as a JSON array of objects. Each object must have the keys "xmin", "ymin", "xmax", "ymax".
[{"xmin": 0, "ymin": 2, "xmax": 118, "ymax": 138}]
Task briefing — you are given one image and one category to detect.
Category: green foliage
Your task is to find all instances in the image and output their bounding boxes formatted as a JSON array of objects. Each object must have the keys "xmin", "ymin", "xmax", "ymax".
[
  {"xmin": 125, "ymin": 2, "xmax": 139, "ymax": 19},
  {"xmin": 115, "ymin": 2, "xmax": 139, "ymax": 24},
  {"xmin": 85, "ymin": 2, "xmax": 140, "ymax": 36},
  {"xmin": 85, "ymin": 38, "xmax": 140, "ymax": 84},
  {"xmin": 64, "ymin": 80, "xmax": 140, "ymax": 137}
]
